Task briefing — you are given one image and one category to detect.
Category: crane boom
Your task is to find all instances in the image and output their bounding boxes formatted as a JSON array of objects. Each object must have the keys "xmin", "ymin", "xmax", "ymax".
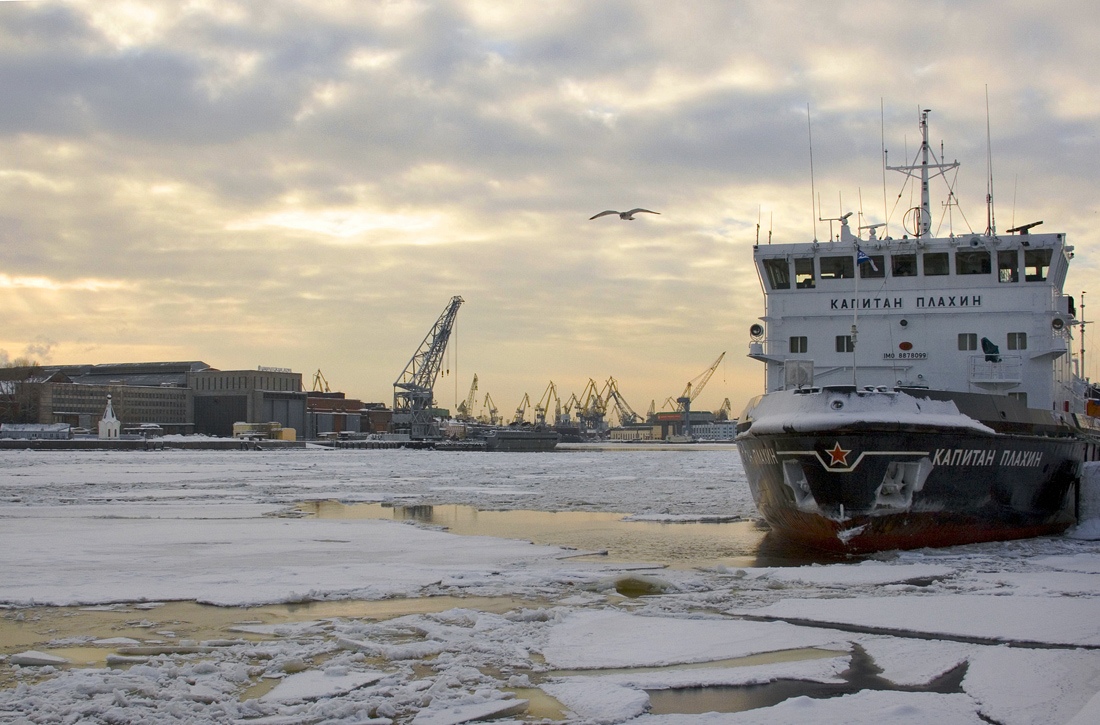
[
  {"xmin": 534, "ymin": 381, "xmax": 558, "ymax": 426},
  {"xmin": 675, "ymin": 351, "xmax": 726, "ymax": 440},
  {"xmin": 481, "ymin": 393, "xmax": 499, "ymax": 425},
  {"xmin": 393, "ymin": 296, "xmax": 464, "ymax": 439},
  {"xmin": 680, "ymin": 351, "xmax": 726, "ymax": 403},
  {"xmin": 457, "ymin": 374, "xmax": 478, "ymax": 420},
  {"xmin": 605, "ymin": 377, "xmax": 640, "ymax": 425},
  {"xmin": 513, "ymin": 393, "xmax": 532, "ymax": 425}
]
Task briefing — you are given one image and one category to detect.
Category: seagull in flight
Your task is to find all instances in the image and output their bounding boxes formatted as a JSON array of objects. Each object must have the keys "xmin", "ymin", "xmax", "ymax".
[{"xmin": 589, "ymin": 208, "xmax": 660, "ymax": 221}]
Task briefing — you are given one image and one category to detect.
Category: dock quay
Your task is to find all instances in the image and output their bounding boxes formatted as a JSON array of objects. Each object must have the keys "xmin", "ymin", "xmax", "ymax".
[{"xmin": 0, "ymin": 438, "xmax": 306, "ymax": 451}]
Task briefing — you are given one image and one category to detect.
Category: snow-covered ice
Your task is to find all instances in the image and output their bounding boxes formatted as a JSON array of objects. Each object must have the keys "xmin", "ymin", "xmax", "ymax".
[
  {"xmin": 260, "ymin": 668, "xmax": 387, "ymax": 703},
  {"xmin": 0, "ymin": 447, "xmax": 1098, "ymax": 724}
]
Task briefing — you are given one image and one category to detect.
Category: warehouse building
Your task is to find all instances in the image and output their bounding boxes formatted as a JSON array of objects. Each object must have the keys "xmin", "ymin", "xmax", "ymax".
[
  {"xmin": 0, "ymin": 363, "xmax": 199, "ymax": 434},
  {"xmin": 189, "ymin": 367, "xmax": 306, "ymax": 438},
  {"xmin": 0, "ymin": 362, "xmax": 309, "ymax": 438}
]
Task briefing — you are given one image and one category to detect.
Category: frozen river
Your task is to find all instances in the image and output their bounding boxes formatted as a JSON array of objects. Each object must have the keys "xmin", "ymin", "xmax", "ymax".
[{"xmin": 2, "ymin": 445, "xmax": 1100, "ymax": 723}]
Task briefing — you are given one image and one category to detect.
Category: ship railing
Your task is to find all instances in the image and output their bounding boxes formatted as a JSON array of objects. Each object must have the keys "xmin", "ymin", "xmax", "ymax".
[{"xmin": 968, "ymin": 355, "xmax": 1023, "ymax": 385}]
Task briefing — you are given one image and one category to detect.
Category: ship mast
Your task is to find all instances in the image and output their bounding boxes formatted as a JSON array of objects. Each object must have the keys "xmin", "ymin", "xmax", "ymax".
[{"xmin": 886, "ymin": 109, "xmax": 959, "ymax": 239}]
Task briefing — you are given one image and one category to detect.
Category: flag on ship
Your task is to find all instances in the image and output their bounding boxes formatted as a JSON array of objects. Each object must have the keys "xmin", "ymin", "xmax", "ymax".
[{"xmin": 856, "ymin": 248, "xmax": 878, "ymax": 271}]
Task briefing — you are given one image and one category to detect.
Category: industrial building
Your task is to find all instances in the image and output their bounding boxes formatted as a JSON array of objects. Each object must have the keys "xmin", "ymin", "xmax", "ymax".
[
  {"xmin": 0, "ymin": 361, "xmax": 399, "ymax": 440},
  {"xmin": 0, "ymin": 362, "xmax": 317, "ymax": 438},
  {"xmin": 0, "ymin": 363, "xmax": 198, "ymax": 434},
  {"xmin": 189, "ymin": 367, "xmax": 307, "ymax": 438}
]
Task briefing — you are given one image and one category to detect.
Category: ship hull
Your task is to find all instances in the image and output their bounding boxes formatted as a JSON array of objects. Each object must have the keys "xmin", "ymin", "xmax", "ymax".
[
  {"xmin": 483, "ymin": 428, "xmax": 560, "ymax": 452},
  {"xmin": 736, "ymin": 389, "xmax": 1083, "ymax": 552}
]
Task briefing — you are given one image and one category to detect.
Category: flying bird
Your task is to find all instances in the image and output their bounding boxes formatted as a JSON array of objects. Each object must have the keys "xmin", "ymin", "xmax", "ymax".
[{"xmin": 589, "ymin": 208, "xmax": 660, "ymax": 221}]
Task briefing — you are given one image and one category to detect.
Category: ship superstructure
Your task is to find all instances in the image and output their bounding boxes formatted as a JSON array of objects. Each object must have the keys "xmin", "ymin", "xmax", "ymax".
[
  {"xmin": 749, "ymin": 218, "xmax": 1080, "ymax": 413},
  {"xmin": 736, "ymin": 110, "xmax": 1096, "ymax": 551}
]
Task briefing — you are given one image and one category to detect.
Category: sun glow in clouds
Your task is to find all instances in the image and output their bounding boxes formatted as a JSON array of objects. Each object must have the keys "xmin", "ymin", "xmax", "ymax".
[
  {"xmin": 0, "ymin": 274, "xmax": 128, "ymax": 292},
  {"xmin": 228, "ymin": 208, "xmax": 443, "ymax": 239}
]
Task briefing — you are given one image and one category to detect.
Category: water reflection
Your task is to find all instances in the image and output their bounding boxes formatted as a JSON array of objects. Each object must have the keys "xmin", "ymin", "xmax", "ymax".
[
  {"xmin": 647, "ymin": 643, "xmax": 968, "ymax": 714},
  {"xmin": 0, "ymin": 595, "xmax": 542, "ymax": 676},
  {"xmin": 297, "ymin": 501, "xmax": 854, "ymax": 569}
]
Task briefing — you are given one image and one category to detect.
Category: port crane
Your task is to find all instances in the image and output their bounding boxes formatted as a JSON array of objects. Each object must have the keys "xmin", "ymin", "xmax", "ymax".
[
  {"xmin": 604, "ymin": 377, "xmax": 641, "ymax": 426},
  {"xmin": 392, "ymin": 295, "xmax": 463, "ymax": 439},
  {"xmin": 576, "ymin": 378, "xmax": 607, "ymax": 433},
  {"xmin": 561, "ymin": 393, "xmax": 580, "ymax": 426},
  {"xmin": 480, "ymin": 393, "xmax": 499, "ymax": 425},
  {"xmin": 512, "ymin": 393, "xmax": 533, "ymax": 425},
  {"xmin": 456, "ymin": 374, "xmax": 478, "ymax": 421},
  {"xmin": 534, "ymin": 381, "xmax": 560, "ymax": 427},
  {"xmin": 673, "ymin": 351, "xmax": 725, "ymax": 438},
  {"xmin": 715, "ymin": 397, "xmax": 733, "ymax": 421},
  {"xmin": 311, "ymin": 369, "xmax": 331, "ymax": 393}
]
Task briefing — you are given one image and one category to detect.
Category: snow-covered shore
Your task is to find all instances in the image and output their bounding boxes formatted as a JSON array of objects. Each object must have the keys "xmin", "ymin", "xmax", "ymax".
[{"xmin": 1, "ymin": 448, "xmax": 1099, "ymax": 723}]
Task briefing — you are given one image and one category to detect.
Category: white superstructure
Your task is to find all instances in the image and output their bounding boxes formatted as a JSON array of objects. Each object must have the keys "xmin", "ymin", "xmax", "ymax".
[{"xmin": 748, "ymin": 110, "xmax": 1083, "ymax": 415}]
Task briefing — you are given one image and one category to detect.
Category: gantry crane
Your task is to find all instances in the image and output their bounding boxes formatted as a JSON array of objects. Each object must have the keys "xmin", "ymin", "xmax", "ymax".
[
  {"xmin": 715, "ymin": 397, "xmax": 733, "ymax": 421},
  {"xmin": 513, "ymin": 393, "xmax": 532, "ymax": 425},
  {"xmin": 561, "ymin": 392, "xmax": 580, "ymax": 426},
  {"xmin": 604, "ymin": 377, "xmax": 641, "ymax": 426},
  {"xmin": 534, "ymin": 382, "xmax": 560, "ymax": 427},
  {"xmin": 392, "ymin": 296, "xmax": 463, "ymax": 439},
  {"xmin": 456, "ymin": 374, "xmax": 478, "ymax": 421},
  {"xmin": 674, "ymin": 351, "xmax": 726, "ymax": 438},
  {"xmin": 576, "ymin": 378, "xmax": 607, "ymax": 434},
  {"xmin": 312, "ymin": 369, "xmax": 331, "ymax": 393},
  {"xmin": 480, "ymin": 393, "xmax": 499, "ymax": 425}
]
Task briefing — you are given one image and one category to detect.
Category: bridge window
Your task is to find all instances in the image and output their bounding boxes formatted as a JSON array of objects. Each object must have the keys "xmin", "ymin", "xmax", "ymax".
[
  {"xmin": 956, "ymin": 250, "xmax": 991, "ymax": 275},
  {"xmin": 762, "ymin": 259, "xmax": 790, "ymax": 289},
  {"xmin": 1024, "ymin": 249, "xmax": 1052, "ymax": 281},
  {"xmin": 789, "ymin": 336, "xmax": 808, "ymax": 353},
  {"xmin": 1007, "ymin": 332, "xmax": 1027, "ymax": 350},
  {"xmin": 795, "ymin": 258, "xmax": 816, "ymax": 289},
  {"xmin": 859, "ymin": 255, "xmax": 885, "ymax": 278},
  {"xmin": 891, "ymin": 254, "xmax": 916, "ymax": 277},
  {"xmin": 820, "ymin": 255, "xmax": 854, "ymax": 280},
  {"xmin": 835, "ymin": 335, "xmax": 854, "ymax": 353},
  {"xmin": 923, "ymin": 252, "xmax": 950, "ymax": 276},
  {"xmin": 958, "ymin": 333, "xmax": 977, "ymax": 351},
  {"xmin": 998, "ymin": 250, "xmax": 1019, "ymax": 283}
]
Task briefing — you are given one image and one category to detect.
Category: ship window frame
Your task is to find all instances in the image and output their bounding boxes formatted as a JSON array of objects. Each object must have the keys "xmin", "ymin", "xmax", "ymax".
[
  {"xmin": 819, "ymin": 255, "xmax": 854, "ymax": 280},
  {"xmin": 998, "ymin": 250, "xmax": 1019, "ymax": 283},
  {"xmin": 859, "ymin": 255, "xmax": 886, "ymax": 278},
  {"xmin": 955, "ymin": 250, "xmax": 991, "ymax": 275},
  {"xmin": 1007, "ymin": 332, "xmax": 1028, "ymax": 350},
  {"xmin": 789, "ymin": 336, "xmax": 808, "ymax": 353},
  {"xmin": 891, "ymin": 253, "xmax": 917, "ymax": 277},
  {"xmin": 762, "ymin": 258, "xmax": 791, "ymax": 289},
  {"xmin": 835, "ymin": 335, "xmax": 855, "ymax": 353},
  {"xmin": 1024, "ymin": 248, "xmax": 1053, "ymax": 282},
  {"xmin": 922, "ymin": 252, "xmax": 950, "ymax": 276},
  {"xmin": 794, "ymin": 257, "xmax": 816, "ymax": 289},
  {"xmin": 958, "ymin": 333, "xmax": 978, "ymax": 351}
]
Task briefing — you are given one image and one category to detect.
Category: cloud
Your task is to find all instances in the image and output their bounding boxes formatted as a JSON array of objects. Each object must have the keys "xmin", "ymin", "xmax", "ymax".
[{"xmin": 0, "ymin": 0, "xmax": 1098, "ymax": 404}]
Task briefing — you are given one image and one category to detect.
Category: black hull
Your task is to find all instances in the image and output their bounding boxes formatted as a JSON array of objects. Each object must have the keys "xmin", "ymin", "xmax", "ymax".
[
  {"xmin": 738, "ymin": 429, "xmax": 1081, "ymax": 552},
  {"xmin": 484, "ymin": 429, "xmax": 560, "ymax": 452}
]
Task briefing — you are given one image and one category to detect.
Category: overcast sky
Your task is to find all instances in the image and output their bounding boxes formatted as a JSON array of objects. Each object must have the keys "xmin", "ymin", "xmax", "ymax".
[{"xmin": 1, "ymin": 0, "xmax": 1098, "ymax": 417}]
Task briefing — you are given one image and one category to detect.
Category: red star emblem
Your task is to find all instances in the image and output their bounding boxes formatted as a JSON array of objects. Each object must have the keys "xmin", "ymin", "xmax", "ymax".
[{"xmin": 826, "ymin": 442, "xmax": 850, "ymax": 466}]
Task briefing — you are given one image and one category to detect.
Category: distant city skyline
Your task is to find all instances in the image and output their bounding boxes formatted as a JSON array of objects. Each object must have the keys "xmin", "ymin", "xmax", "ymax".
[{"xmin": 2, "ymin": 1, "xmax": 1098, "ymax": 413}]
